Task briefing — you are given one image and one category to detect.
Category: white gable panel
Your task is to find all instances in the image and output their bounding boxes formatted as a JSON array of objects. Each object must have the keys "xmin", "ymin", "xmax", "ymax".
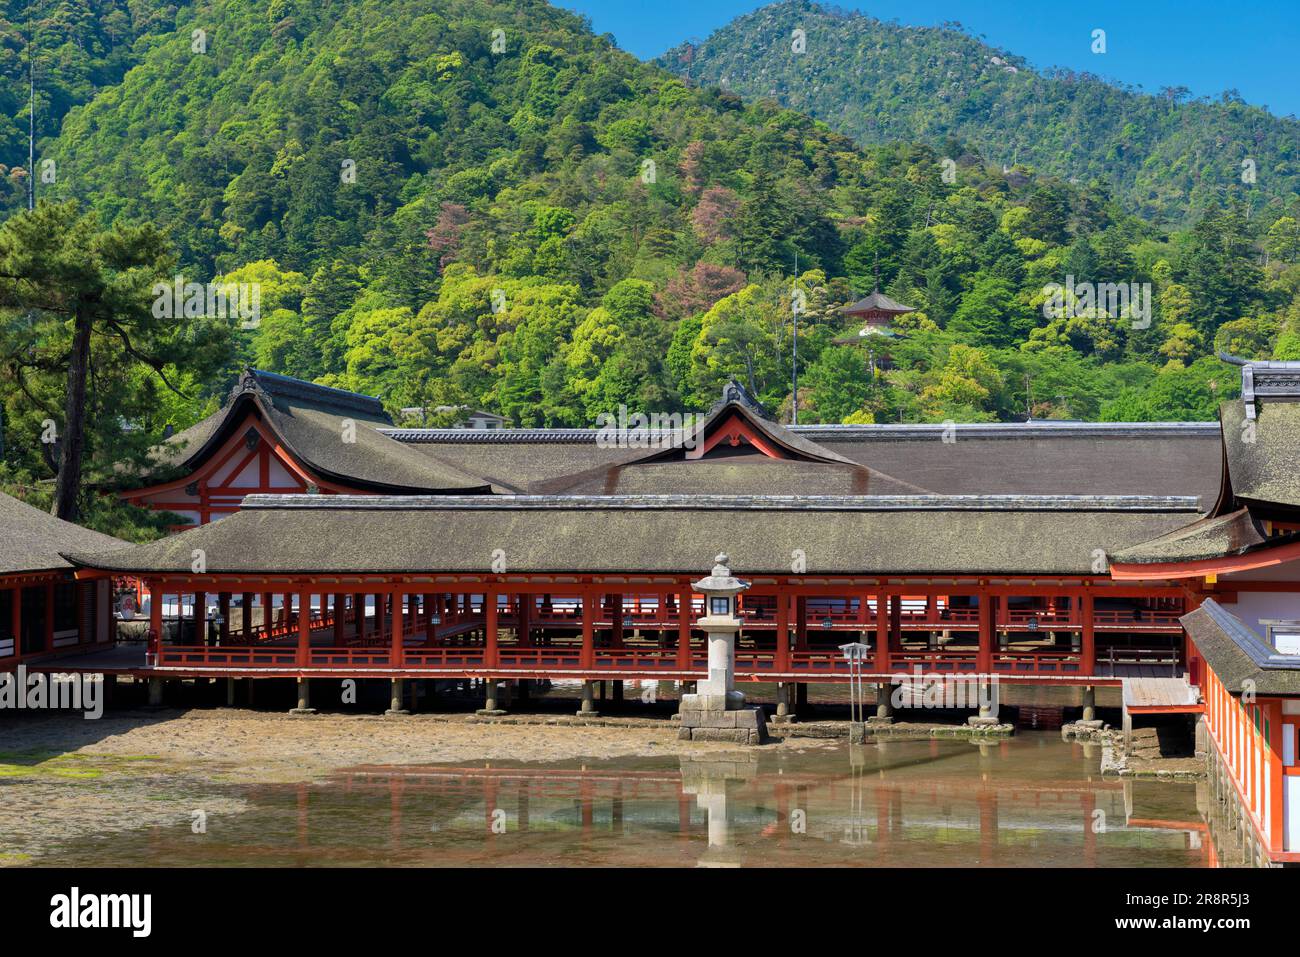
[{"xmin": 267, "ymin": 455, "xmax": 303, "ymax": 489}]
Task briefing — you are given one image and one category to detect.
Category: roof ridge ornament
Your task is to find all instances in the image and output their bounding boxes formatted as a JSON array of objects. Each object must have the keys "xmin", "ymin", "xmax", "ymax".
[
  {"xmin": 1219, "ymin": 351, "xmax": 1300, "ymax": 421},
  {"xmin": 712, "ymin": 379, "xmax": 774, "ymax": 420},
  {"xmin": 229, "ymin": 367, "xmax": 270, "ymax": 404}
]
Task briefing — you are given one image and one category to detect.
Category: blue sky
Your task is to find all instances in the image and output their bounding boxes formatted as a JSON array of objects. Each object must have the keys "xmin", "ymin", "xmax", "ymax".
[{"xmin": 556, "ymin": 1, "xmax": 1300, "ymax": 118}]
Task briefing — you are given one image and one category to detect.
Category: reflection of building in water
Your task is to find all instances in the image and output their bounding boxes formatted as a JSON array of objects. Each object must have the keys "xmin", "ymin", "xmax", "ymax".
[{"xmin": 109, "ymin": 747, "xmax": 1210, "ymax": 867}]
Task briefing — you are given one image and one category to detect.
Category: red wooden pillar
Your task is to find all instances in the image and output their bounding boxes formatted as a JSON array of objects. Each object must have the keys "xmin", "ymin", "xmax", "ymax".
[
  {"xmin": 148, "ymin": 584, "xmax": 162, "ymax": 664},
  {"xmin": 485, "ymin": 589, "xmax": 499, "ymax": 668},
  {"xmin": 676, "ymin": 586, "xmax": 692, "ymax": 669},
  {"xmin": 297, "ymin": 590, "xmax": 311, "ymax": 666},
  {"xmin": 518, "ymin": 593, "xmax": 532, "ymax": 647},
  {"xmin": 977, "ymin": 588, "xmax": 994, "ymax": 673},
  {"xmin": 218, "ymin": 592, "xmax": 231, "ymax": 645},
  {"xmin": 422, "ymin": 593, "xmax": 433, "ymax": 637},
  {"xmin": 333, "ymin": 593, "xmax": 345, "ymax": 643},
  {"xmin": 1268, "ymin": 699, "xmax": 1285, "ymax": 854},
  {"xmin": 353, "ymin": 593, "xmax": 364, "ymax": 641},
  {"xmin": 874, "ymin": 590, "xmax": 889, "ymax": 673},
  {"xmin": 261, "ymin": 592, "xmax": 273, "ymax": 635},
  {"xmin": 1080, "ymin": 590, "xmax": 1095, "ymax": 675},
  {"xmin": 582, "ymin": 589, "xmax": 597, "ymax": 669},
  {"xmin": 611, "ymin": 593, "xmax": 624, "ymax": 649},
  {"xmin": 193, "ymin": 590, "xmax": 206, "ymax": 646},
  {"xmin": 775, "ymin": 586, "xmax": 790, "ymax": 671},
  {"xmin": 889, "ymin": 594, "xmax": 901, "ymax": 649},
  {"xmin": 240, "ymin": 592, "xmax": 253, "ymax": 638},
  {"xmin": 391, "ymin": 589, "xmax": 404, "ymax": 666},
  {"xmin": 795, "ymin": 596, "xmax": 808, "ymax": 651}
]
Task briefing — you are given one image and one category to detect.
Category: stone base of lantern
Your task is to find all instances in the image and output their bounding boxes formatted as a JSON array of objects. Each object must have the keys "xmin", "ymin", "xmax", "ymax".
[{"xmin": 677, "ymin": 692, "xmax": 769, "ymax": 745}]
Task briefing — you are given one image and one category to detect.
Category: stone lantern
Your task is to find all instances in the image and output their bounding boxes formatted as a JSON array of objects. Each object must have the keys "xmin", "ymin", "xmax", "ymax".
[{"xmin": 677, "ymin": 554, "xmax": 768, "ymax": 745}]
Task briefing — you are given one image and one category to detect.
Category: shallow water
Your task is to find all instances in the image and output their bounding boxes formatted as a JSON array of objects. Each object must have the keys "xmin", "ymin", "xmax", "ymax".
[{"xmin": 30, "ymin": 732, "xmax": 1215, "ymax": 867}]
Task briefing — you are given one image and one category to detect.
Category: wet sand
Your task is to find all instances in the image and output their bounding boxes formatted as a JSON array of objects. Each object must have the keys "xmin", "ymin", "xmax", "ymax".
[
  {"xmin": 0, "ymin": 708, "xmax": 821, "ymax": 784},
  {"xmin": 0, "ymin": 709, "xmax": 837, "ymax": 864}
]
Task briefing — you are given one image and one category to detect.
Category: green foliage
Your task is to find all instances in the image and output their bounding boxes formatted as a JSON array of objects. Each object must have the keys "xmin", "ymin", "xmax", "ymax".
[
  {"xmin": 661, "ymin": 0, "xmax": 1300, "ymax": 224},
  {"xmin": 0, "ymin": 0, "xmax": 1289, "ymax": 442}
]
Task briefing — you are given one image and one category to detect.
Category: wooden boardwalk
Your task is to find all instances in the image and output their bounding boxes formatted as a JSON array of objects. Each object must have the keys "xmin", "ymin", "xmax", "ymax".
[{"xmin": 1122, "ymin": 676, "xmax": 1201, "ymax": 714}]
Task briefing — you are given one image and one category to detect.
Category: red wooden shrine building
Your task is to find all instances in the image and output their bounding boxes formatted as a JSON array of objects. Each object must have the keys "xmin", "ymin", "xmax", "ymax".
[
  {"xmin": 28, "ymin": 368, "xmax": 1223, "ymax": 684},
  {"xmin": 10, "ymin": 361, "xmax": 1300, "ymax": 861}
]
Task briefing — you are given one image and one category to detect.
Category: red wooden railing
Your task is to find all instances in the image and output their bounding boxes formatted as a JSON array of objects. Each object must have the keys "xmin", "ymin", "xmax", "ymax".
[
  {"xmin": 891, "ymin": 649, "xmax": 980, "ymax": 672},
  {"xmin": 403, "ymin": 648, "xmax": 487, "ymax": 668},
  {"xmin": 158, "ymin": 645, "xmax": 299, "ymax": 666},
  {"xmin": 990, "ymin": 650, "xmax": 1083, "ymax": 675}
]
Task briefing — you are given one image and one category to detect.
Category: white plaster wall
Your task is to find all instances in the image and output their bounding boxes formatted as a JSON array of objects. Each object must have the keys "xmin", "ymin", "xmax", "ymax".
[
  {"xmin": 1220, "ymin": 592, "xmax": 1300, "ymax": 638},
  {"xmin": 1287, "ymin": 776, "xmax": 1300, "ymax": 852}
]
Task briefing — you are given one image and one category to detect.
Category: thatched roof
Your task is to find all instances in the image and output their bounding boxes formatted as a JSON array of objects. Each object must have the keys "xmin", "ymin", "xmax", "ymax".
[
  {"xmin": 0, "ymin": 492, "xmax": 129, "ymax": 575},
  {"xmin": 65, "ymin": 493, "xmax": 1198, "ymax": 578},
  {"xmin": 1218, "ymin": 398, "xmax": 1300, "ymax": 512},
  {"xmin": 137, "ymin": 369, "xmax": 493, "ymax": 494},
  {"xmin": 389, "ymin": 421, "xmax": 1222, "ymax": 500},
  {"xmin": 1182, "ymin": 599, "xmax": 1300, "ymax": 697},
  {"xmin": 1109, "ymin": 507, "xmax": 1281, "ymax": 565}
]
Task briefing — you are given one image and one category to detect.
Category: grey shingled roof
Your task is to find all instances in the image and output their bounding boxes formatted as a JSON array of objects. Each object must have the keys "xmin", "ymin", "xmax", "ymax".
[
  {"xmin": 388, "ymin": 421, "xmax": 1222, "ymax": 500},
  {"xmin": 841, "ymin": 290, "xmax": 916, "ymax": 315},
  {"xmin": 137, "ymin": 370, "xmax": 494, "ymax": 494},
  {"xmin": 1182, "ymin": 600, "xmax": 1300, "ymax": 697},
  {"xmin": 0, "ymin": 492, "xmax": 129, "ymax": 575},
  {"xmin": 553, "ymin": 460, "xmax": 926, "ymax": 496},
  {"xmin": 64, "ymin": 493, "xmax": 1197, "ymax": 578}
]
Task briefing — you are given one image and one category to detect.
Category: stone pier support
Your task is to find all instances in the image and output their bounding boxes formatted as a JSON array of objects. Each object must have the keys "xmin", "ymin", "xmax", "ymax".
[
  {"xmin": 226, "ymin": 678, "xmax": 236, "ymax": 707},
  {"xmin": 773, "ymin": 682, "xmax": 795, "ymax": 723},
  {"xmin": 386, "ymin": 678, "xmax": 409, "ymax": 716},
  {"xmin": 967, "ymin": 680, "xmax": 999, "ymax": 727},
  {"xmin": 870, "ymin": 682, "xmax": 894, "ymax": 724},
  {"xmin": 1081, "ymin": 685, "xmax": 1097, "ymax": 724},
  {"xmin": 477, "ymin": 678, "xmax": 505, "ymax": 716},
  {"xmin": 147, "ymin": 678, "xmax": 164, "ymax": 708},
  {"xmin": 612, "ymin": 679, "xmax": 624, "ymax": 704},
  {"xmin": 290, "ymin": 677, "xmax": 316, "ymax": 715},
  {"xmin": 577, "ymin": 680, "xmax": 599, "ymax": 717}
]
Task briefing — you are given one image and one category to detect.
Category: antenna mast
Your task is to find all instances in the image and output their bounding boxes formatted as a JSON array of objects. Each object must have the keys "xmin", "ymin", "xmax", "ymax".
[{"xmin": 27, "ymin": 17, "xmax": 35, "ymax": 211}]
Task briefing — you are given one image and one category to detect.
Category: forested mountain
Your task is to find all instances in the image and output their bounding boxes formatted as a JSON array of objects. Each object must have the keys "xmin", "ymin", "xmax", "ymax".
[
  {"xmin": 0, "ymin": 1, "xmax": 172, "ymax": 205},
  {"xmin": 1, "ymin": 0, "xmax": 1298, "ymax": 524},
  {"xmin": 660, "ymin": 1, "xmax": 1300, "ymax": 226}
]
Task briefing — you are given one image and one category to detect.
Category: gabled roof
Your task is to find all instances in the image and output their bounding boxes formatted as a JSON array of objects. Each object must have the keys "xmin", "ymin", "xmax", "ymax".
[
  {"xmin": 0, "ymin": 492, "xmax": 129, "ymax": 575},
  {"xmin": 64, "ymin": 492, "xmax": 1199, "ymax": 578},
  {"xmin": 384, "ymin": 419, "xmax": 1221, "ymax": 499},
  {"xmin": 135, "ymin": 369, "xmax": 495, "ymax": 495},
  {"xmin": 633, "ymin": 381, "xmax": 860, "ymax": 467},
  {"xmin": 531, "ymin": 381, "xmax": 911, "ymax": 495},
  {"xmin": 1182, "ymin": 599, "xmax": 1300, "ymax": 697}
]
